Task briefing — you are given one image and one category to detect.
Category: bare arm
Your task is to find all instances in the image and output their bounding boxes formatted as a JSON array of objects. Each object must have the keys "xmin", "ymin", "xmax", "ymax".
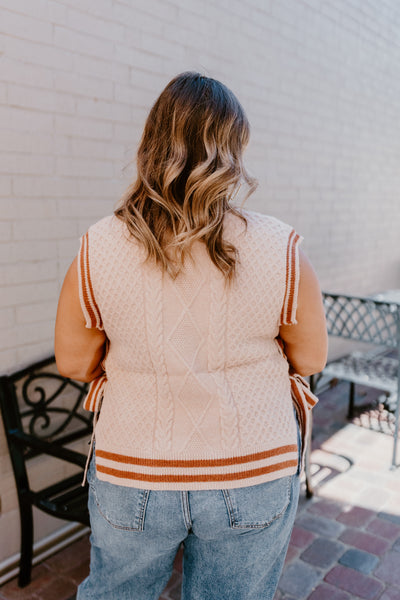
[
  {"xmin": 279, "ymin": 249, "xmax": 328, "ymax": 377},
  {"xmin": 54, "ymin": 256, "xmax": 107, "ymax": 382}
]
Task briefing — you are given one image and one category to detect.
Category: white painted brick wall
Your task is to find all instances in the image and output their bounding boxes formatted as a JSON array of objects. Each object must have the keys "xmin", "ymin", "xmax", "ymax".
[{"xmin": 1, "ymin": 0, "xmax": 400, "ymax": 567}]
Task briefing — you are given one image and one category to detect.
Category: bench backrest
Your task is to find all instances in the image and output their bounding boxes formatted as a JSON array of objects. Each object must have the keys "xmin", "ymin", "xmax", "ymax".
[
  {"xmin": 323, "ymin": 292, "xmax": 400, "ymax": 348},
  {"xmin": 0, "ymin": 356, "xmax": 91, "ymax": 463}
]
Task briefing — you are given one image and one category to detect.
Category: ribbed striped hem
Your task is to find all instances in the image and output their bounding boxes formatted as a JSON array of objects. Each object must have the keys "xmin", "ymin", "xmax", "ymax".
[
  {"xmin": 78, "ymin": 231, "xmax": 103, "ymax": 330},
  {"xmin": 92, "ymin": 444, "xmax": 299, "ymax": 490},
  {"xmin": 280, "ymin": 228, "xmax": 303, "ymax": 325}
]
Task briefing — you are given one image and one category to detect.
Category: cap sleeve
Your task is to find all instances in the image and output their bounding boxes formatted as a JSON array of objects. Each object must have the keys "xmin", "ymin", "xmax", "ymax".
[
  {"xmin": 280, "ymin": 228, "xmax": 303, "ymax": 326},
  {"xmin": 77, "ymin": 230, "xmax": 104, "ymax": 330}
]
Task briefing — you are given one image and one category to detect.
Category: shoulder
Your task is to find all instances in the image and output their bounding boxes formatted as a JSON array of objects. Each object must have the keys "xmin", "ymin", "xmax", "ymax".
[
  {"xmin": 85, "ymin": 214, "xmax": 134, "ymax": 248},
  {"xmin": 82, "ymin": 214, "xmax": 145, "ymax": 266},
  {"xmin": 87, "ymin": 214, "xmax": 126, "ymax": 236},
  {"xmin": 243, "ymin": 209, "xmax": 294, "ymax": 232},
  {"xmin": 226, "ymin": 208, "xmax": 297, "ymax": 242},
  {"xmin": 82, "ymin": 215, "xmax": 128, "ymax": 257}
]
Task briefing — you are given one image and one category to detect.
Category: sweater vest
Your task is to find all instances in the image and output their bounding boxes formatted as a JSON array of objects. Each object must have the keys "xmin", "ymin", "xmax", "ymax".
[{"xmin": 78, "ymin": 209, "xmax": 317, "ymax": 490}]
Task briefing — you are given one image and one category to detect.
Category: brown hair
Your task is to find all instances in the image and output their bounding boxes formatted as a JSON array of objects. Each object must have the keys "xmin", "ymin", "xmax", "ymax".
[{"xmin": 115, "ymin": 71, "xmax": 257, "ymax": 282}]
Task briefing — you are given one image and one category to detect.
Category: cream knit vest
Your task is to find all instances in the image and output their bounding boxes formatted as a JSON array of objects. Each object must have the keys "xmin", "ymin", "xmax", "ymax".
[{"xmin": 78, "ymin": 209, "xmax": 314, "ymax": 490}]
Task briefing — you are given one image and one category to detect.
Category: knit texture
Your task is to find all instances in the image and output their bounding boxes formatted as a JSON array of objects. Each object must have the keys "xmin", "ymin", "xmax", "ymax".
[{"xmin": 78, "ymin": 209, "xmax": 309, "ymax": 490}]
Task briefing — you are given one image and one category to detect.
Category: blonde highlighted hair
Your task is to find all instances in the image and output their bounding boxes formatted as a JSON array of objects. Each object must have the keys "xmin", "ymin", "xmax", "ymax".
[{"xmin": 115, "ymin": 71, "xmax": 258, "ymax": 282}]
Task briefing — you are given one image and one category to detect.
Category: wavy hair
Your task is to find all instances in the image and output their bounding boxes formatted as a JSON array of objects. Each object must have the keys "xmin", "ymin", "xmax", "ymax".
[{"xmin": 115, "ymin": 71, "xmax": 258, "ymax": 282}]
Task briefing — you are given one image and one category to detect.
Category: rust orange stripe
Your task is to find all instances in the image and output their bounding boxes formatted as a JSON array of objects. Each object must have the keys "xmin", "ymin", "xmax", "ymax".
[
  {"xmin": 286, "ymin": 232, "xmax": 300, "ymax": 322},
  {"xmin": 305, "ymin": 392, "xmax": 317, "ymax": 408},
  {"xmin": 84, "ymin": 232, "xmax": 103, "ymax": 329},
  {"xmin": 291, "ymin": 383, "xmax": 307, "ymax": 419},
  {"xmin": 83, "ymin": 372, "xmax": 104, "ymax": 411},
  {"xmin": 89, "ymin": 375, "xmax": 106, "ymax": 411},
  {"xmin": 95, "ymin": 444, "xmax": 298, "ymax": 468},
  {"xmin": 80, "ymin": 233, "xmax": 97, "ymax": 327},
  {"xmin": 281, "ymin": 228, "xmax": 296, "ymax": 323},
  {"xmin": 96, "ymin": 459, "xmax": 298, "ymax": 483}
]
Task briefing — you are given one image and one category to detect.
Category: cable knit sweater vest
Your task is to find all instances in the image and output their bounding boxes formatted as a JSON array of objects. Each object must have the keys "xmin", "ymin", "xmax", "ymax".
[{"xmin": 78, "ymin": 209, "xmax": 314, "ymax": 490}]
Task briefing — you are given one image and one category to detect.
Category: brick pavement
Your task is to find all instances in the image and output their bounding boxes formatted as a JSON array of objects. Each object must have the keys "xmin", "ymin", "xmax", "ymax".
[{"xmin": 0, "ymin": 381, "xmax": 399, "ymax": 599}]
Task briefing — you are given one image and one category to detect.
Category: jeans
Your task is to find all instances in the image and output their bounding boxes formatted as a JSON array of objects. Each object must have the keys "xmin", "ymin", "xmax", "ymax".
[{"xmin": 77, "ymin": 441, "xmax": 301, "ymax": 600}]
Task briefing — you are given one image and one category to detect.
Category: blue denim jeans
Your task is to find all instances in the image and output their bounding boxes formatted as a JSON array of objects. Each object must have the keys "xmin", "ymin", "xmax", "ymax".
[{"xmin": 77, "ymin": 442, "xmax": 300, "ymax": 600}]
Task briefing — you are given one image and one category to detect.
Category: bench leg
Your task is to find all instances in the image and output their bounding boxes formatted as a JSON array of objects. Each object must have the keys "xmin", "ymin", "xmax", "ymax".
[
  {"xmin": 347, "ymin": 382, "xmax": 356, "ymax": 419},
  {"xmin": 391, "ymin": 392, "xmax": 400, "ymax": 469},
  {"xmin": 304, "ymin": 412, "xmax": 314, "ymax": 498},
  {"xmin": 18, "ymin": 496, "xmax": 33, "ymax": 587},
  {"xmin": 305, "ymin": 445, "xmax": 313, "ymax": 498}
]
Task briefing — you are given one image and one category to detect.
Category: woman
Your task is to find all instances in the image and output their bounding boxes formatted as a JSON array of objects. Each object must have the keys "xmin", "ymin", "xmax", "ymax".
[{"xmin": 55, "ymin": 72, "xmax": 327, "ymax": 600}]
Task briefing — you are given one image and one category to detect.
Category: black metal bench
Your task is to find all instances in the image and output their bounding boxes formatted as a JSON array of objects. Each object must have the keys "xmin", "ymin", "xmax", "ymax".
[
  {"xmin": 312, "ymin": 292, "xmax": 400, "ymax": 468},
  {"xmin": 0, "ymin": 356, "xmax": 92, "ymax": 587}
]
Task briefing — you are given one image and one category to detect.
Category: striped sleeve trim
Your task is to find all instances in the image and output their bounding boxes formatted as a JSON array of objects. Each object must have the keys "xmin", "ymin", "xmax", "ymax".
[
  {"xmin": 93, "ymin": 444, "xmax": 298, "ymax": 485},
  {"xmin": 280, "ymin": 228, "xmax": 303, "ymax": 325},
  {"xmin": 78, "ymin": 231, "xmax": 103, "ymax": 330}
]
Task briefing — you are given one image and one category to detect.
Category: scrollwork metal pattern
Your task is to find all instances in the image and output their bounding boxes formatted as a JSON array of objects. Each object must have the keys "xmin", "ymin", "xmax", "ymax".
[{"xmin": 20, "ymin": 372, "xmax": 91, "ymax": 439}]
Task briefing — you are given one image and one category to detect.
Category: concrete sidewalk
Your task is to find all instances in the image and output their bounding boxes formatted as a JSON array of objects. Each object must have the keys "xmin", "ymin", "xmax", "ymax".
[{"xmin": 1, "ymin": 382, "xmax": 399, "ymax": 600}]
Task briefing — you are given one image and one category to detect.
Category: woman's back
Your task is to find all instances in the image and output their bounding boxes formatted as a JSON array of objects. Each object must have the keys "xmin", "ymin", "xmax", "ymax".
[{"xmin": 78, "ymin": 208, "xmax": 302, "ymax": 490}]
